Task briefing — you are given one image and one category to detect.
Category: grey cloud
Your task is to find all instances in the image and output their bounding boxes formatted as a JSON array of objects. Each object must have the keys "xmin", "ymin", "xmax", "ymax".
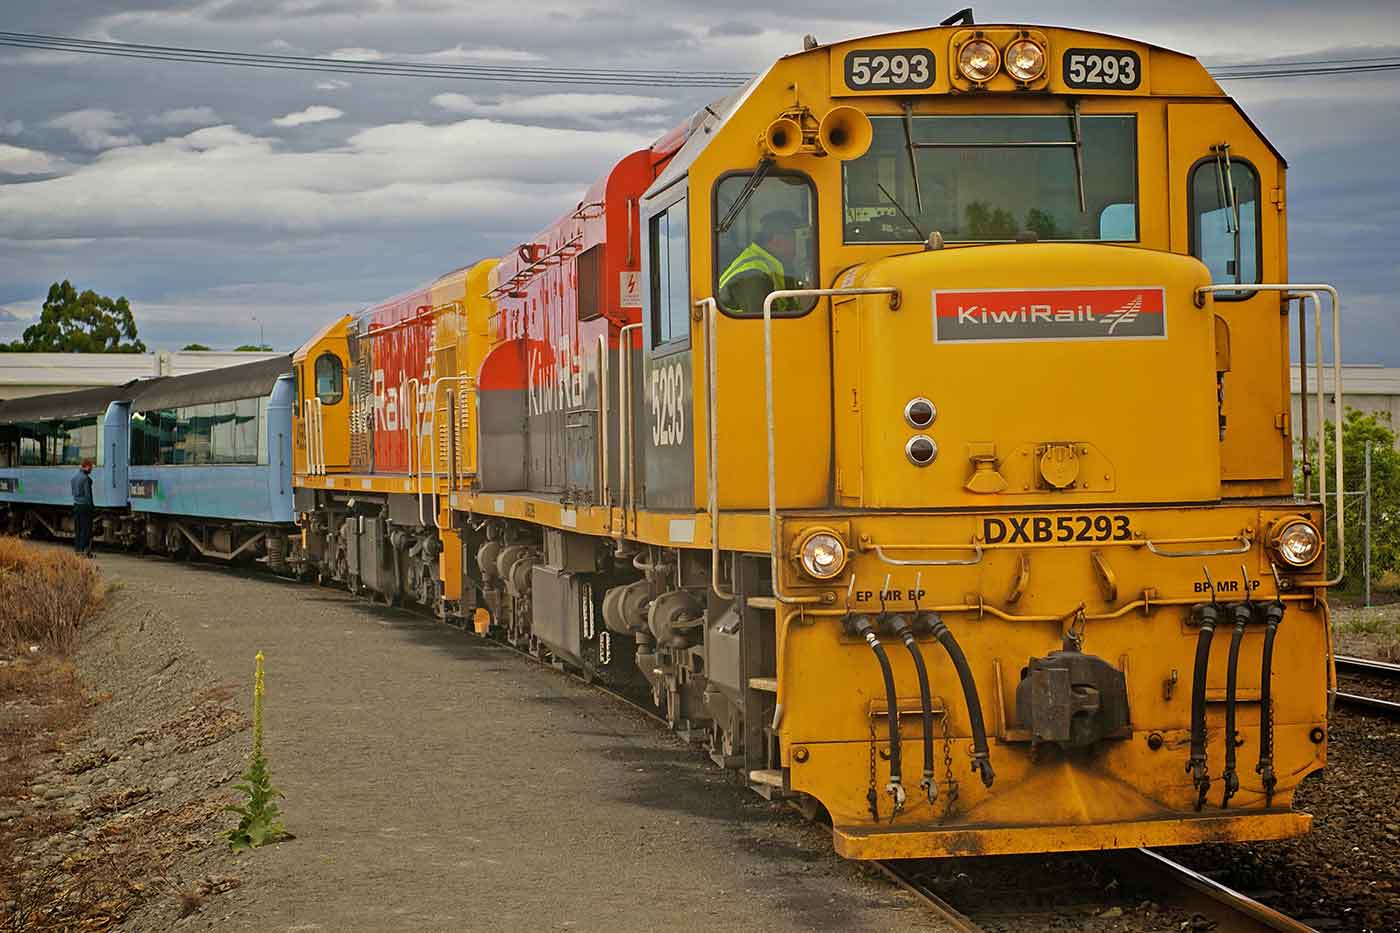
[
  {"xmin": 0, "ymin": 0, "xmax": 1395, "ymax": 353},
  {"xmin": 149, "ymin": 106, "xmax": 222, "ymax": 126},
  {"xmin": 43, "ymin": 109, "xmax": 137, "ymax": 151},
  {"xmin": 709, "ymin": 21, "xmax": 764, "ymax": 37}
]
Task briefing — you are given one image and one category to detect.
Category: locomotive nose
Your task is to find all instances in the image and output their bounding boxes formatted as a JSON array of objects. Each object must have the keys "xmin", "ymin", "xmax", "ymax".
[{"xmin": 830, "ymin": 242, "xmax": 1218, "ymax": 511}]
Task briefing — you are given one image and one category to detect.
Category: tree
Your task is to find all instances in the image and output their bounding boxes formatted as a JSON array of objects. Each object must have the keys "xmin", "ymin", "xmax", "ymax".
[
  {"xmin": 2, "ymin": 281, "xmax": 146, "ymax": 353},
  {"xmin": 182, "ymin": 343, "xmax": 211, "ymax": 351},
  {"xmin": 234, "ymin": 344, "xmax": 273, "ymax": 352},
  {"xmin": 1308, "ymin": 409, "xmax": 1400, "ymax": 583}
]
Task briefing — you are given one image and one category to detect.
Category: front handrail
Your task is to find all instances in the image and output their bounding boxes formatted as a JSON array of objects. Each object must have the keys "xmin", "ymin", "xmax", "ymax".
[
  {"xmin": 1197, "ymin": 283, "xmax": 1343, "ymax": 585},
  {"xmin": 1143, "ymin": 535, "xmax": 1252, "ymax": 558},
  {"xmin": 762, "ymin": 287, "xmax": 900, "ymax": 604},
  {"xmin": 697, "ymin": 298, "xmax": 735, "ymax": 600},
  {"xmin": 870, "ymin": 542, "xmax": 984, "ymax": 567},
  {"xmin": 861, "ymin": 532, "xmax": 1254, "ymax": 561}
]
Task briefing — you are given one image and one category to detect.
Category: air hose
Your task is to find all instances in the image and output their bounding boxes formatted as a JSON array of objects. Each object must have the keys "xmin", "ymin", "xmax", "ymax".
[
  {"xmin": 850, "ymin": 615, "xmax": 904, "ymax": 818},
  {"xmin": 1221, "ymin": 602, "xmax": 1251, "ymax": 808},
  {"xmin": 886, "ymin": 614, "xmax": 936, "ymax": 804},
  {"xmin": 1187, "ymin": 602, "xmax": 1219, "ymax": 810},
  {"xmin": 1256, "ymin": 597, "xmax": 1285, "ymax": 806},
  {"xmin": 922, "ymin": 612, "xmax": 994, "ymax": 788}
]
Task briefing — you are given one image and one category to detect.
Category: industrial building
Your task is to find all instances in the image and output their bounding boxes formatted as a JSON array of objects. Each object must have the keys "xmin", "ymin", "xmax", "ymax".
[{"xmin": 0, "ymin": 350, "xmax": 283, "ymax": 400}]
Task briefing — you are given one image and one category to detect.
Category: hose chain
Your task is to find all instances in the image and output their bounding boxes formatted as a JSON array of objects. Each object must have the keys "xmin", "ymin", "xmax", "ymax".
[
  {"xmin": 867, "ymin": 718, "xmax": 879, "ymax": 823},
  {"xmin": 940, "ymin": 710, "xmax": 959, "ymax": 821}
]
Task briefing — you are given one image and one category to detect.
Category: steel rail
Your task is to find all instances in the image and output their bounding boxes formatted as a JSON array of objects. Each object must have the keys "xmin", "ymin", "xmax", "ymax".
[
  {"xmin": 1333, "ymin": 691, "xmax": 1400, "ymax": 717},
  {"xmin": 1334, "ymin": 655, "xmax": 1400, "ymax": 717},
  {"xmin": 872, "ymin": 861, "xmax": 984, "ymax": 932},
  {"xmin": 1335, "ymin": 654, "xmax": 1400, "ymax": 678},
  {"xmin": 1128, "ymin": 849, "xmax": 1317, "ymax": 932}
]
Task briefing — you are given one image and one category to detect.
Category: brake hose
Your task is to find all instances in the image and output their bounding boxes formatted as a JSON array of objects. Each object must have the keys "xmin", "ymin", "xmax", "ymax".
[
  {"xmin": 886, "ymin": 614, "xmax": 936, "ymax": 804},
  {"xmin": 1188, "ymin": 601, "xmax": 1219, "ymax": 811},
  {"xmin": 1221, "ymin": 602, "xmax": 1251, "ymax": 808},
  {"xmin": 924, "ymin": 612, "xmax": 994, "ymax": 788}
]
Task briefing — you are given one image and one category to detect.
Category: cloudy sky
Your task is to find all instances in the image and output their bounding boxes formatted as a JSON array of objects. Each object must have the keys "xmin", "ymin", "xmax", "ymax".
[{"xmin": 0, "ymin": 1, "xmax": 1396, "ymax": 359}]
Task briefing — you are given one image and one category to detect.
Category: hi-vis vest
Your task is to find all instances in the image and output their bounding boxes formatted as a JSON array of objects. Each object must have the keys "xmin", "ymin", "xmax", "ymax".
[{"xmin": 717, "ymin": 243, "xmax": 791, "ymax": 312}]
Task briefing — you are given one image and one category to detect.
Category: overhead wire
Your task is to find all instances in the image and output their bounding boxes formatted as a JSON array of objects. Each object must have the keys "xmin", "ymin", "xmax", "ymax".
[
  {"xmin": 0, "ymin": 30, "xmax": 1395, "ymax": 86},
  {"xmin": 0, "ymin": 30, "xmax": 753, "ymax": 88}
]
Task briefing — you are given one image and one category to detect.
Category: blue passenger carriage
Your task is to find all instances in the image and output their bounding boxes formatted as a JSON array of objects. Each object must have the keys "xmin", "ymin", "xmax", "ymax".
[
  {"xmin": 0, "ymin": 383, "xmax": 136, "ymax": 544},
  {"xmin": 124, "ymin": 355, "xmax": 297, "ymax": 568}
]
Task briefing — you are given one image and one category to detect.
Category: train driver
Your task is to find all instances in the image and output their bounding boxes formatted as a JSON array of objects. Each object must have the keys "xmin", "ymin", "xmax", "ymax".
[{"xmin": 717, "ymin": 210, "xmax": 803, "ymax": 314}]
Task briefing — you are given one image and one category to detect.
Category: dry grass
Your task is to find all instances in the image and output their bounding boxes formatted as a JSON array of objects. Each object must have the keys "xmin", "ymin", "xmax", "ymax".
[{"xmin": 0, "ymin": 536, "xmax": 105, "ymax": 657}]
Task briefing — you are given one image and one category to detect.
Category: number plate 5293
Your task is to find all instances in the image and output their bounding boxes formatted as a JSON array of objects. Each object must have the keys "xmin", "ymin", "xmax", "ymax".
[
  {"xmin": 983, "ymin": 513, "xmax": 1133, "ymax": 545},
  {"xmin": 1062, "ymin": 48, "xmax": 1141, "ymax": 90},
  {"xmin": 844, "ymin": 48, "xmax": 936, "ymax": 91}
]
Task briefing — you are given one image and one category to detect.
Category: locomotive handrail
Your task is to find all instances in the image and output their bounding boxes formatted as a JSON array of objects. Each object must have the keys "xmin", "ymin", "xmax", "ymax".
[
  {"xmin": 406, "ymin": 377, "xmax": 424, "ymax": 525},
  {"xmin": 791, "ymin": 590, "xmax": 1319, "ymax": 624},
  {"xmin": 1197, "ymin": 282, "xmax": 1343, "ymax": 585},
  {"xmin": 762, "ymin": 287, "xmax": 900, "ymax": 604},
  {"xmin": 697, "ymin": 298, "xmax": 736, "ymax": 600},
  {"xmin": 597, "ymin": 333, "xmax": 610, "ymax": 515},
  {"xmin": 1143, "ymin": 534, "xmax": 1252, "ymax": 558},
  {"xmin": 302, "ymin": 398, "xmax": 325, "ymax": 476},
  {"xmin": 617, "ymin": 322, "xmax": 642, "ymax": 545},
  {"xmin": 860, "ymin": 532, "xmax": 1253, "ymax": 560},
  {"xmin": 425, "ymin": 375, "xmax": 473, "ymax": 531}
]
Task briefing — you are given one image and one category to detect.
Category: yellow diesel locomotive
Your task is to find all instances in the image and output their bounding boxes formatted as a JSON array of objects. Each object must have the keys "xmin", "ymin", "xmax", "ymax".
[{"xmin": 287, "ymin": 18, "xmax": 1346, "ymax": 859}]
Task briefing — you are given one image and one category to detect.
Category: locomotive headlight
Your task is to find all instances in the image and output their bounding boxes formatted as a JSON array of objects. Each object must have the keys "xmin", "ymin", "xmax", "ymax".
[
  {"xmin": 1271, "ymin": 518, "xmax": 1322, "ymax": 568},
  {"xmin": 1004, "ymin": 39, "xmax": 1046, "ymax": 81},
  {"xmin": 957, "ymin": 39, "xmax": 1001, "ymax": 83},
  {"xmin": 798, "ymin": 530, "xmax": 847, "ymax": 580}
]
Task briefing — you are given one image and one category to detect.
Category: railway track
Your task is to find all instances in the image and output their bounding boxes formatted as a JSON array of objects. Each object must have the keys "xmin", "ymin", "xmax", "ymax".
[
  {"xmin": 878, "ymin": 848, "xmax": 1316, "ymax": 932},
  {"xmin": 94, "ymin": 554, "xmax": 1341, "ymax": 929},
  {"xmin": 1334, "ymin": 654, "xmax": 1400, "ymax": 718}
]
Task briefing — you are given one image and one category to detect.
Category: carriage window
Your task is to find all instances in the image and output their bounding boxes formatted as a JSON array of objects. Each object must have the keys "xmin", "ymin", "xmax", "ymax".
[
  {"xmin": 843, "ymin": 115, "xmax": 1138, "ymax": 243},
  {"xmin": 1189, "ymin": 155, "xmax": 1259, "ymax": 300},
  {"xmin": 714, "ymin": 173, "xmax": 817, "ymax": 315},
  {"xmin": 577, "ymin": 244, "xmax": 605, "ymax": 321},
  {"xmin": 315, "ymin": 353, "xmax": 343, "ymax": 405},
  {"xmin": 649, "ymin": 198, "xmax": 690, "ymax": 347}
]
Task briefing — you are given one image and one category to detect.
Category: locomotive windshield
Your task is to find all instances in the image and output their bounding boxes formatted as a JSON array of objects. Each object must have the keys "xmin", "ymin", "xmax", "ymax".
[{"xmin": 843, "ymin": 114, "xmax": 1138, "ymax": 243}]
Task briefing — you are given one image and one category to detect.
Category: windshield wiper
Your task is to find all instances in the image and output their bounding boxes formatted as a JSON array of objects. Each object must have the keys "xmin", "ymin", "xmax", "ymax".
[
  {"xmin": 877, "ymin": 182, "xmax": 928, "ymax": 242},
  {"xmin": 1070, "ymin": 98, "xmax": 1087, "ymax": 213},
  {"xmin": 717, "ymin": 157, "xmax": 773, "ymax": 233},
  {"xmin": 901, "ymin": 100, "xmax": 924, "ymax": 212}
]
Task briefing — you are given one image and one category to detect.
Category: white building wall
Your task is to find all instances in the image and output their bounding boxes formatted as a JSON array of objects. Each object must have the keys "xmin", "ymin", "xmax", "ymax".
[
  {"xmin": 1289, "ymin": 366, "xmax": 1400, "ymax": 451},
  {"xmin": 0, "ymin": 351, "xmax": 283, "ymax": 400}
]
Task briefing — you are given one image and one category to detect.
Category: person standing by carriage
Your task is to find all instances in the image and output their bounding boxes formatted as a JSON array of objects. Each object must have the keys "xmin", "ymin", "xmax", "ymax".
[{"xmin": 71, "ymin": 458, "xmax": 94, "ymax": 557}]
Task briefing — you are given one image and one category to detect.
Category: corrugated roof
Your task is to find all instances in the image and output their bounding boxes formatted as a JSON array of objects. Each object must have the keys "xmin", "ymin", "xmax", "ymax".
[
  {"xmin": 0, "ymin": 380, "xmax": 149, "ymax": 424},
  {"xmin": 128, "ymin": 354, "xmax": 293, "ymax": 411}
]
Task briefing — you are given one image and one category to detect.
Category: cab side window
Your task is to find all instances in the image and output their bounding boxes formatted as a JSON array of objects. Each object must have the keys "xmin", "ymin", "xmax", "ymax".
[
  {"xmin": 1189, "ymin": 154, "xmax": 1260, "ymax": 299},
  {"xmin": 649, "ymin": 198, "xmax": 689, "ymax": 347},
  {"xmin": 714, "ymin": 173, "xmax": 817, "ymax": 316},
  {"xmin": 315, "ymin": 353, "xmax": 343, "ymax": 405}
]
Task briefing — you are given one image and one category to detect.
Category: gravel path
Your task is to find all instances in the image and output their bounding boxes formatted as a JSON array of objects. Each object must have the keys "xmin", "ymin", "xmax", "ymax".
[{"xmin": 92, "ymin": 552, "xmax": 941, "ymax": 932}]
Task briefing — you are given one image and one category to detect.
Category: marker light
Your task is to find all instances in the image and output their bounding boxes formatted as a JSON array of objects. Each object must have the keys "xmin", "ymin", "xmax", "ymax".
[
  {"xmin": 906, "ymin": 435, "xmax": 938, "ymax": 467},
  {"xmin": 958, "ymin": 39, "xmax": 1001, "ymax": 83},
  {"xmin": 799, "ymin": 531, "xmax": 848, "ymax": 580},
  {"xmin": 904, "ymin": 397, "xmax": 936, "ymax": 429},
  {"xmin": 1272, "ymin": 519, "xmax": 1322, "ymax": 568},
  {"xmin": 1005, "ymin": 39, "xmax": 1047, "ymax": 81}
]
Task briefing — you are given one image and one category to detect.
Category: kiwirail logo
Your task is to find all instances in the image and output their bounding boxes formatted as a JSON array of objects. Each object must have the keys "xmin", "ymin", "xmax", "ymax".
[{"xmin": 932, "ymin": 287, "xmax": 1167, "ymax": 343}]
